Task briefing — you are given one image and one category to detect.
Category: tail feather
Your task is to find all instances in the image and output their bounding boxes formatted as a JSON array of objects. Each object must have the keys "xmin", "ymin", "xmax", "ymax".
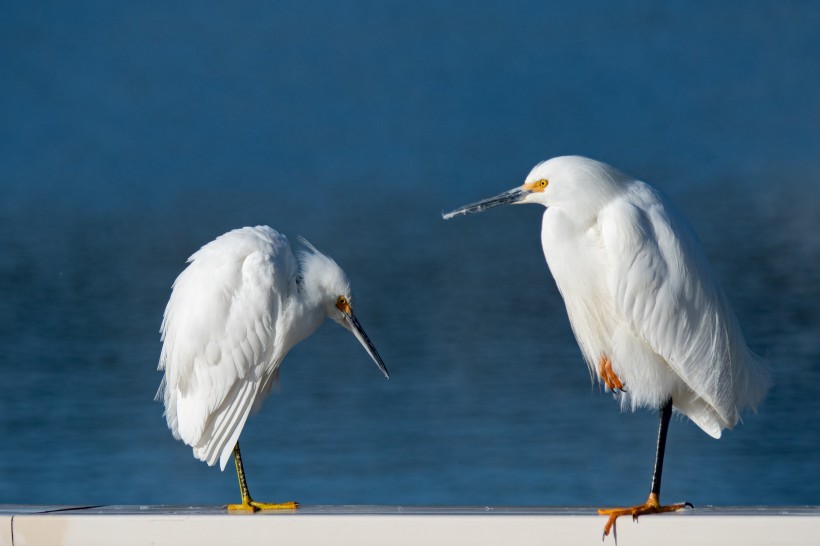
[{"xmin": 190, "ymin": 379, "xmax": 260, "ymax": 469}]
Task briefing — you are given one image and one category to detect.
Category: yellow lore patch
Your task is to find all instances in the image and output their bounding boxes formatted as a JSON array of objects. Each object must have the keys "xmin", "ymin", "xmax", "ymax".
[
  {"xmin": 336, "ymin": 296, "xmax": 352, "ymax": 315},
  {"xmin": 523, "ymin": 178, "xmax": 548, "ymax": 192}
]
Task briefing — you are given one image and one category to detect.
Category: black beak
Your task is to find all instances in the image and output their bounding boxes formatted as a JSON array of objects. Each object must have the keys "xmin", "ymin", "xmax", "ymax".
[
  {"xmin": 343, "ymin": 311, "xmax": 390, "ymax": 379},
  {"xmin": 442, "ymin": 187, "xmax": 529, "ymax": 220}
]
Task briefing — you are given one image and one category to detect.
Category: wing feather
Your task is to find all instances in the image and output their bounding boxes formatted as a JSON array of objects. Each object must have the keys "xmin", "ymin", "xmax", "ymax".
[{"xmin": 600, "ymin": 183, "xmax": 768, "ymax": 435}]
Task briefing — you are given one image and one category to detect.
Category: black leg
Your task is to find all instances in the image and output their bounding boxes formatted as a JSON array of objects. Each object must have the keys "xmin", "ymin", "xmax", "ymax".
[
  {"xmin": 226, "ymin": 441, "xmax": 299, "ymax": 512},
  {"xmin": 599, "ymin": 398, "xmax": 689, "ymax": 539},
  {"xmin": 650, "ymin": 399, "xmax": 673, "ymax": 499}
]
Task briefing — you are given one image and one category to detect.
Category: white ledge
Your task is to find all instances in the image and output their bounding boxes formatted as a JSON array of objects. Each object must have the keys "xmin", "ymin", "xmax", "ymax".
[{"xmin": 2, "ymin": 505, "xmax": 819, "ymax": 546}]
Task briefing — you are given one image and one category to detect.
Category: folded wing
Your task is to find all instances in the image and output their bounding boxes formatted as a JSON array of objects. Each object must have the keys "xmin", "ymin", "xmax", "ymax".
[
  {"xmin": 158, "ymin": 227, "xmax": 297, "ymax": 469},
  {"xmin": 600, "ymin": 184, "xmax": 768, "ymax": 437}
]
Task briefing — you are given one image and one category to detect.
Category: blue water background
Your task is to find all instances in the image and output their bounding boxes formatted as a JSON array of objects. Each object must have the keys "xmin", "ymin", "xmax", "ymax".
[{"xmin": 1, "ymin": 1, "xmax": 819, "ymax": 507}]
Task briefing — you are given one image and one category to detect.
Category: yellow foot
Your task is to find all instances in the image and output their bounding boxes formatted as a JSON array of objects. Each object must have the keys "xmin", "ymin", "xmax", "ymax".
[
  {"xmin": 598, "ymin": 356, "xmax": 626, "ymax": 392},
  {"xmin": 227, "ymin": 500, "xmax": 299, "ymax": 513},
  {"xmin": 598, "ymin": 494, "xmax": 691, "ymax": 538}
]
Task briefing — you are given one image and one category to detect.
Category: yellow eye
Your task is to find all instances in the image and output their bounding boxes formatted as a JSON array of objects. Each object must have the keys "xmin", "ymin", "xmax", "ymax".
[
  {"xmin": 337, "ymin": 296, "xmax": 347, "ymax": 306},
  {"xmin": 538, "ymin": 179, "xmax": 548, "ymax": 188}
]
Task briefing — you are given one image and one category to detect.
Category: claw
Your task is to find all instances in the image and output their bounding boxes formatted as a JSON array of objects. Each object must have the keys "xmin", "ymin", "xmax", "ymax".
[
  {"xmin": 599, "ymin": 493, "xmax": 689, "ymax": 538},
  {"xmin": 601, "ymin": 517, "xmax": 618, "ymax": 544}
]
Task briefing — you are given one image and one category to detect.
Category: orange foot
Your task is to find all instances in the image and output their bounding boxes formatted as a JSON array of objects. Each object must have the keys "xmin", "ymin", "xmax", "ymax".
[
  {"xmin": 598, "ymin": 356, "xmax": 626, "ymax": 392},
  {"xmin": 598, "ymin": 493, "xmax": 692, "ymax": 538}
]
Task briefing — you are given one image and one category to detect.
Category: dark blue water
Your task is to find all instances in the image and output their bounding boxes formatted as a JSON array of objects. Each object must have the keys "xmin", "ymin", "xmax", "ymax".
[{"xmin": 1, "ymin": 1, "xmax": 819, "ymax": 508}]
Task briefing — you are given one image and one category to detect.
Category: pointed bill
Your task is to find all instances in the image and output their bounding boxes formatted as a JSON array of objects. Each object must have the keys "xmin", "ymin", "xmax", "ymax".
[
  {"xmin": 442, "ymin": 187, "xmax": 529, "ymax": 220},
  {"xmin": 343, "ymin": 311, "xmax": 390, "ymax": 379}
]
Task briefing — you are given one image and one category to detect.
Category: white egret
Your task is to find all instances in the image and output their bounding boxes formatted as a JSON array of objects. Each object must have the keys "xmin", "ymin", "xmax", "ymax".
[
  {"xmin": 157, "ymin": 226, "xmax": 389, "ymax": 512},
  {"xmin": 443, "ymin": 156, "xmax": 769, "ymax": 538}
]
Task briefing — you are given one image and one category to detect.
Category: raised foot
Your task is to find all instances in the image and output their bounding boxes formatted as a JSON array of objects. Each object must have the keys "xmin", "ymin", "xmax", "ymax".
[
  {"xmin": 227, "ymin": 500, "xmax": 300, "ymax": 513},
  {"xmin": 598, "ymin": 494, "xmax": 692, "ymax": 538},
  {"xmin": 598, "ymin": 356, "xmax": 626, "ymax": 392}
]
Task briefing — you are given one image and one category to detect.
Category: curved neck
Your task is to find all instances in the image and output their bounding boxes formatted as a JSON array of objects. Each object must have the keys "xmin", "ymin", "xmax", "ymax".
[{"xmin": 281, "ymin": 276, "xmax": 327, "ymax": 351}]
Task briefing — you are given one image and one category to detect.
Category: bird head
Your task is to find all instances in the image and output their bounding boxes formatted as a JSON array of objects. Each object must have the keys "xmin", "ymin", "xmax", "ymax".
[
  {"xmin": 442, "ymin": 155, "xmax": 623, "ymax": 219},
  {"xmin": 297, "ymin": 237, "xmax": 389, "ymax": 379},
  {"xmin": 330, "ymin": 293, "xmax": 390, "ymax": 379}
]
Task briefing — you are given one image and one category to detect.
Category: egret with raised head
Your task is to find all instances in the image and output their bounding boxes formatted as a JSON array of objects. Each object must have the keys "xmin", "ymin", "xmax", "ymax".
[
  {"xmin": 157, "ymin": 226, "xmax": 389, "ymax": 512},
  {"xmin": 443, "ymin": 156, "xmax": 768, "ymax": 538}
]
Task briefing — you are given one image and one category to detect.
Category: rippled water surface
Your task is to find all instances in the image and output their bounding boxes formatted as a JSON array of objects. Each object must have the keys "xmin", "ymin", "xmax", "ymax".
[{"xmin": 1, "ymin": 1, "xmax": 819, "ymax": 507}]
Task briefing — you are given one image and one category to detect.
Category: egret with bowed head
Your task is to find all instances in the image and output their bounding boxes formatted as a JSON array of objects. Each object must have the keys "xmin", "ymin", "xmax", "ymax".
[
  {"xmin": 443, "ymin": 156, "xmax": 769, "ymax": 538},
  {"xmin": 157, "ymin": 226, "xmax": 389, "ymax": 511}
]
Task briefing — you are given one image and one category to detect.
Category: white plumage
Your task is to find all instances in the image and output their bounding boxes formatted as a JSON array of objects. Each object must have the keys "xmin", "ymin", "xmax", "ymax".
[
  {"xmin": 533, "ymin": 157, "xmax": 769, "ymax": 436},
  {"xmin": 157, "ymin": 226, "xmax": 388, "ymax": 509},
  {"xmin": 444, "ymin": 155, "xmax": 769, "ymax": 536}
]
